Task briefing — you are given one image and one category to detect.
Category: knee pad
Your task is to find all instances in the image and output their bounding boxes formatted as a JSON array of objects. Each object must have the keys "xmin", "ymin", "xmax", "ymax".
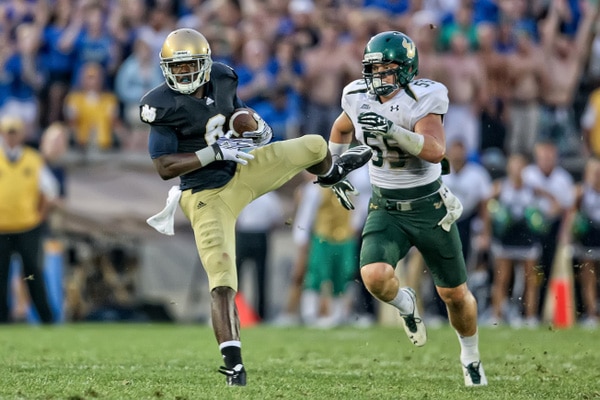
[{"xmin": 300, "ymin": 134, "xmax": 328, "ymax": 160}]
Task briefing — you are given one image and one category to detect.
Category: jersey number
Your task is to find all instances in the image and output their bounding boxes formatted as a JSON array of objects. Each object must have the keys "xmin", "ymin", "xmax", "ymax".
[
  {"xmin": 205, "ymin": 114, "xmax": 227, "ymax": 143},
  {"xmin": 364, "ymin": 131, "xmax": 410, "ymax": 169}
]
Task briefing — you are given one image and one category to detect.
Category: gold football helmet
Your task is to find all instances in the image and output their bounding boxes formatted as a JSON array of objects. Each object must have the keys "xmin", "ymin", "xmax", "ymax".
[{"xmin": 159, "ymin": 29, "xmax": 212, "ymax": 94}]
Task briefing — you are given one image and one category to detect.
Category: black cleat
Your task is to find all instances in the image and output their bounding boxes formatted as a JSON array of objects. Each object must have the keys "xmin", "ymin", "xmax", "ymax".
[
  {"xmin": 218, "ymin": 364, "xmax": 246, "ymax": 386},
  {"xmin": 317, "ymin": 145, "xmax": 373, "ymax": 187}
]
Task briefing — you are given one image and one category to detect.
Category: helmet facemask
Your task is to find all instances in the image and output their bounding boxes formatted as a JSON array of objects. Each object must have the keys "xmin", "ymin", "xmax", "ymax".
[
  {"xmin": 362, "ymin": 61, "xmax": 404, "ymax": 96},
  {"xmin": 160, "ymin": 55, "xmax": 212, "ymax": 95}
]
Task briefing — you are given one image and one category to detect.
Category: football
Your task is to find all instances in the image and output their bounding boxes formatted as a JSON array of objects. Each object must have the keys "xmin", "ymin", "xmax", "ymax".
[{"xmin": 228, "ymin": 108, "xmax": 259, "ymax": 137}]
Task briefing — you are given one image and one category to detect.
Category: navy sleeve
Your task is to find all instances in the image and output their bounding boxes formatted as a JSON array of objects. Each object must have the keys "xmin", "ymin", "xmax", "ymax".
[
  {"xmin": 233, "ymin": 94, "xmax": 246, "ymax": 109},
  {"xmin": 148, "ymin": 125, "xmax": 178, "ymax": 159}
]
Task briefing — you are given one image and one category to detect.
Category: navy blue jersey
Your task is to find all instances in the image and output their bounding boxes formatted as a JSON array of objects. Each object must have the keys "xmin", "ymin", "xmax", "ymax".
[{"xmin": 139, "ymin": 62, "xmax": 246, "ymax": 191}]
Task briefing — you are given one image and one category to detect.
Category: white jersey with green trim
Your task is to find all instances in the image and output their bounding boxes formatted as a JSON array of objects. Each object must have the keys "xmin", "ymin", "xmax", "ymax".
[{"xmin": 341, "ymin": 78, "xmax": 449, "ymax": 189}]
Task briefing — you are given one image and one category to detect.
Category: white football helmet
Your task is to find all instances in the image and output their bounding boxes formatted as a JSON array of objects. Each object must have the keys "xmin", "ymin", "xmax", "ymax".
[{"xmin": 159, "ymin": 29, "xmax": 212, "ymax": 94}]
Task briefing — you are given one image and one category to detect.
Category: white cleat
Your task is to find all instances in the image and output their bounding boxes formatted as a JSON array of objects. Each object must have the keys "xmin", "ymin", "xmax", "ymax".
[
  {"xmin": 462, "ymin": 361, "xmax": 488, "ymax": 387},
  {"xmin": 399, "ymin": 287, "xmax": 427, "ymax": 347}
]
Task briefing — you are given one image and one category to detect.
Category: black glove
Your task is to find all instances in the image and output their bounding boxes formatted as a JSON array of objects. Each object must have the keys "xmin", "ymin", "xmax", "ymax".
[
  {"xmin": 331, "ymin": 179, "xmax": 359, "ymax": 210},
  {"xmin": 358, "ymin": 112, "xmax": 394, "ymax": 138}
]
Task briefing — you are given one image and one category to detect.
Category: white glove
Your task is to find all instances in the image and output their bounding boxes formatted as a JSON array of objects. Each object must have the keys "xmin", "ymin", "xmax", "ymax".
[
  {"xmin": 196, "ymin": 142, "xmax": 255, "ymax": 166},
  {"xmin": 242, "ymin": 113, "xmax": 273, "ymax": 146},
  {"xmin": 217, "ymin": 136, "xmax": 256, "ymax": 153},
  {"xmin": 212, "ymin": 142, "xmax": 254, "ymax": 165},
  {"xmin": 437, "ymin": 184, "xmax": 463, "ymax": 232}
]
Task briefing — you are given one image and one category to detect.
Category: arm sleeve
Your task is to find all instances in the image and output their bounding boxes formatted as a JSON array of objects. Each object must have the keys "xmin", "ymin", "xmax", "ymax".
[{"xmin": 148, "ymin": 125, "xmax": 179, "ymax": 159}]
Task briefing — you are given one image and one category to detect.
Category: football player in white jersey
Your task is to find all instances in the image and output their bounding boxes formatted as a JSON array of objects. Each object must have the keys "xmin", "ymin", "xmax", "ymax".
[{"xmin": 327, "ymin": 31, "xmax": 487, "ymax": 387}]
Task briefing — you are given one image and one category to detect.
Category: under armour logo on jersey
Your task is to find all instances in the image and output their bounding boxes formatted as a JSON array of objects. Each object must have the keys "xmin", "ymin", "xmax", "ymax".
[
  {"xmin": 140, "ymin": 104, "xmax": 156, "ymax": 122},
  {"xmin": 390, "ymin": 105, "xmax": 400, "ymax": 112}
]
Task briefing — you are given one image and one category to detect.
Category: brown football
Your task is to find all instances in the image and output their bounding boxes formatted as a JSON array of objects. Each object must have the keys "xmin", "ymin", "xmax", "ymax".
[{"xmin": 228, "ymin": 108, "xmax": 258, "ymax": 137}]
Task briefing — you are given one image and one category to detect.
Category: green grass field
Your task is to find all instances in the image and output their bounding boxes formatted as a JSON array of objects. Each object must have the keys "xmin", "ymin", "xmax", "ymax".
[{"xmin": 0, "ymin": 323, "xmax": 598, "ymax": 400}]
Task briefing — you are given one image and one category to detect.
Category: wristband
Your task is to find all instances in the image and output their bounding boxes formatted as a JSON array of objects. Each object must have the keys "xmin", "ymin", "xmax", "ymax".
[
  {"xmin": 195, "ymin": 144, "xmax": 221, "ymax": 166},
  {"xmin": 389, "ymin": 124, "xmax": 424, "ymax": 156},
  {"xmin": 328, "ymin": 142, "xmax": 350, "ymax": 157}
]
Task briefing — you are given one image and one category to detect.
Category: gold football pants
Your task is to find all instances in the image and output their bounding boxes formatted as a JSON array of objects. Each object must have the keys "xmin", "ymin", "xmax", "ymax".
[{"xmin": 179, "ymin": 135, "xmax": 327, "ymax": 290}]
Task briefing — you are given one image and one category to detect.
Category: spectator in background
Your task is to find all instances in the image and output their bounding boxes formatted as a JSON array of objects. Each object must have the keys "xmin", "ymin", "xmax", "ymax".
[
  {"xmin": 0, "ymin": 115, "xmax": 59, "ymax": 324},
  {"xmin": 235, "ymin": 38, "xmax": 274, "ymax": 111},
  {"xmin": 485, "ymin": 153, "xmax": 551, "ymax": 328},
  {"xmin": 235, "ymin": 191, "xmax": 285, "ymax": 321},
  {"xmin": 64, "ymin": 62, "xmax": 120, "ymax": 152},
  {"xmin": 253, "ymin": 85, "xmax": 302, "ymax": 141},
  {"xmin": 199, "ymin": 0, "xmax": 243, "ymax": 65},
  {"xmin": 581, "ymin": 84, "xmax": 600, "ymax": 157},
  {"xmin": 278, "ymin": 0, "xmax": 319, "ymax": 52},
  {"xmin": 338, "ymin": 8, "xmax": 380, "ymax": 81},
  {"xmin": 522, "ymin": 139, "xmax": 575, "ymax": 320},
  {"xmin": 295, "ymin": 174, "xmax": 361, "ymax": 328},
  {"xmin": 268, "ymin": 36, "xmax": 305, "ymax": 93},
  {"xmin": 438, "ymin": 31, "xmax": 487, "ymax": 157},
  {"xmin": 39, "ymin": 121, "xmax": 69, "ymax": 201},
  {"xmin": 302, "ymin": 24, "xmax": 351, "ymax": 140},
  {"xmin": 267, "ymin": 36, "xmax": 305, "ymax": 113},
  {"xmin": 566, "ymin": 157, "xmax": 600, "ymax": 328},
  {"xmin": 438, "ymin": 1, "xmax": 479, "ymax": 52},
  {"xmin": 476, "ymin": 22, "xmax": 508, "ymax": 155},
  {"xmin": 409, "ymin": 10, "xmax": 443, "ymax": 81},
  {"xmin": 37, "ymin": 0, "xmax": 77, "ymax": 127},
  {"xmin": 504, "ymin": 28, "xmax": 548, "ymax": 157},
  {"xmin": 538, "ymin": 0, "xmax": 598, "ymax": 155},
  {"xmin": 0, "ymin": 0, "xmax": 39, "ymax": 42},
  {"xmin": 0, "ymin": 23, "xmax": 46, "ymax": 145},
  {"xmin": 58, "ymin": 1, "xmax": 122, "ymax": 87},
  {"xmin": 114, "ymin": 32, "xmax": 163, "ymax": 151},
  {"xmin": 442, "ymin": 139, "xmax": 492, "ymax": 312}
]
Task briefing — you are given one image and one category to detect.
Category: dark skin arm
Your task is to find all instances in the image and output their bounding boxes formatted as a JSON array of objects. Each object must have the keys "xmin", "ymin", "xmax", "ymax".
[{"xmin": 152, "ymin": 153, "xmax": 205, "ymax": 180}]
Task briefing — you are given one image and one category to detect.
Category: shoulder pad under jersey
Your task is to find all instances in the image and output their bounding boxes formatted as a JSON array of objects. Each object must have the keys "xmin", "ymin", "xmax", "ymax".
[
  {"xmin": 139, "ymin": 83, "xmax": 178, "ymax": 125},
  {"xmin": 405, "ymin": 79, "xmax": 449, "ymax": 115},
  {"xmin": 343, "ymin": 79, "xmax": 369, "ymax": 97}
]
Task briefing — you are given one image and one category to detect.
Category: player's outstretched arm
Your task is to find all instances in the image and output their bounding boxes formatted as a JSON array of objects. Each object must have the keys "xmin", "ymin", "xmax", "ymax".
[{"xmin": 152, "ymin": 144, "xmax": 254, "ymax": 180}]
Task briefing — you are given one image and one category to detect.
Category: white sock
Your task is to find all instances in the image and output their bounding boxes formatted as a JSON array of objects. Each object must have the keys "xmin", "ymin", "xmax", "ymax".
[
  {"xmin": 387, "ymin": 288, "xmax": 414, "ymax": 314},
  {"xmin": 457, "ymin": 330, "xmax": 480, "ymax": 365},
  {"xmin": 329, "ymin": 296, "xmax": 347, "ymax": 324},
  {"xmin": 300, "ymin": 290, "xmax": 320, "ymax": 325}
]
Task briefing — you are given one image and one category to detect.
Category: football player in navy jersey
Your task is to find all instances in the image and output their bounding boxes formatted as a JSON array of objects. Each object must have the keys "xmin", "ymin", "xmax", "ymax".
[{"xmin": 139, "ymin": 28, "xmax": 372, "ymax": 387}]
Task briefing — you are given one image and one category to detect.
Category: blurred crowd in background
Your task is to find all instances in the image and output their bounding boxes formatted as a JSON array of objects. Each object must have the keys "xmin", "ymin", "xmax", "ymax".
[{"xmin": 1, "ymin": 0, "xmax": 600, "ymax": 329}]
